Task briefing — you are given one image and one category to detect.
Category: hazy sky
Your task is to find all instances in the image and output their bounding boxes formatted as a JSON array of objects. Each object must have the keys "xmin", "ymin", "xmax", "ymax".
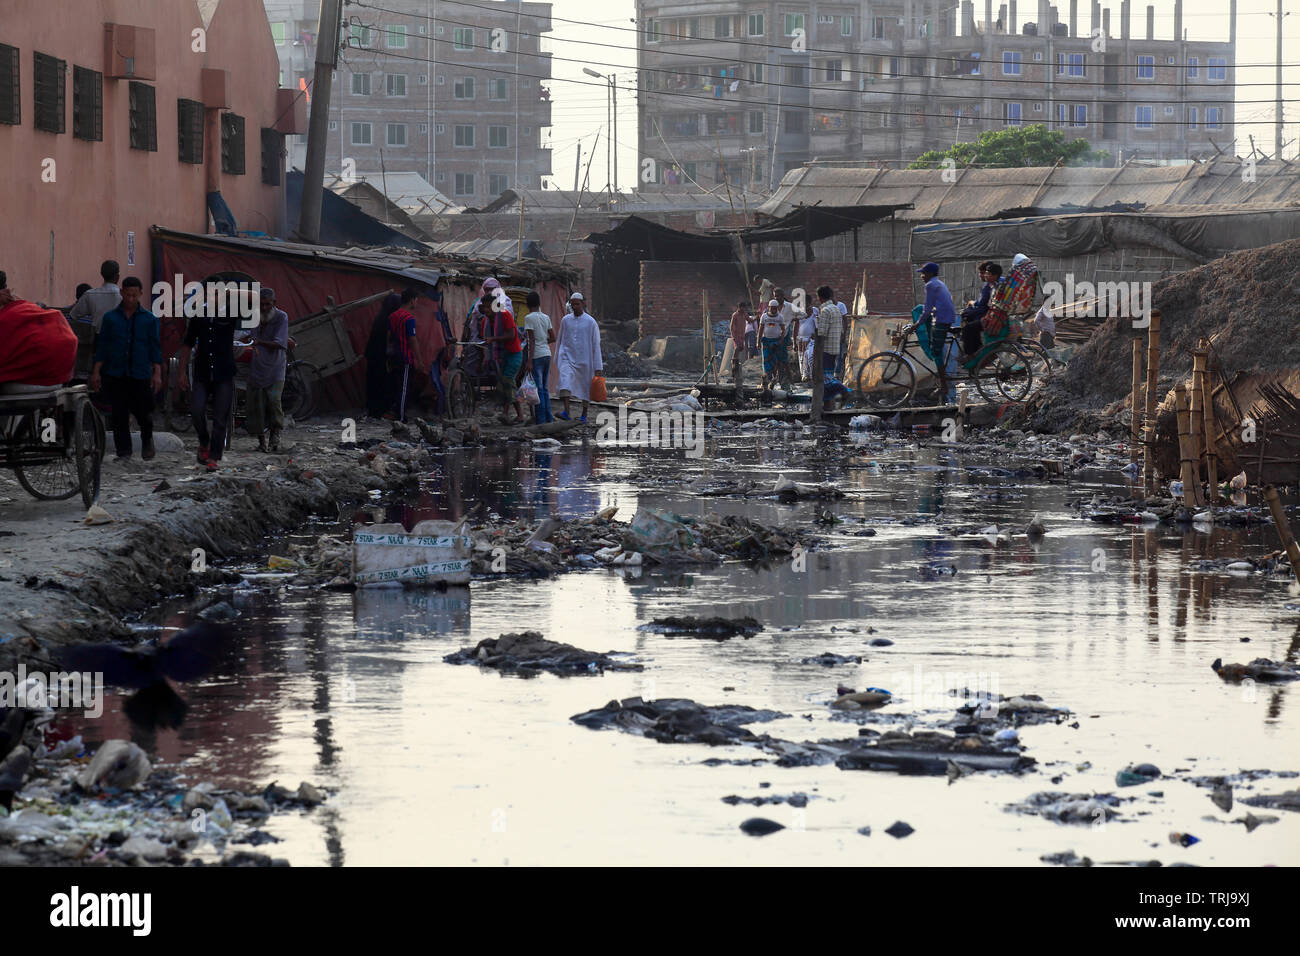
[{"xmin": 535, "ymin": 0, "xmax": 1300, "ymax": 190}]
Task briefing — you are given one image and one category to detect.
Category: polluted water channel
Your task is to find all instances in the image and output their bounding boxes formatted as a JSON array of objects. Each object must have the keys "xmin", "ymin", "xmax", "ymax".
[{"xmin": 60, "ymin": 430, "xmax": 1300, "ymax": 866}]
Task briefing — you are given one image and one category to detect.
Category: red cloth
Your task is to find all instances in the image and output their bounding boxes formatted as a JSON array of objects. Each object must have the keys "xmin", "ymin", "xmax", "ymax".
[{"xmin": 0, "ymin": 299, "xmax": 78, "ymax": 385}]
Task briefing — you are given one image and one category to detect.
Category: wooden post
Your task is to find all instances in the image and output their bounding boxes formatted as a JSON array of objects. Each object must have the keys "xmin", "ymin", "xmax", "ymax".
[
  {"xmin": 1175, "ymin": 384, "xmax": 1198, "ymax": 505},
  {"xmin": 1198, "ymin": 339, "xmax": 1220, "ymax": 510},
  {"xmin": 958, "ymin": 387, "xmax": 968, "ymax": 439},
  {"xmin": 701, "ymin": 290, "xmax": 711, "ymax": 385},
  {"xmin": 1188, "ymin": 352, "xmax": 1207, "ymax": 507},
  {"xmin": 1130, "ymin": 338, "xmax": 1143, "ymax": 471},
  {"xmin": 1143, "ymin": 309, "xmax": 1162, "ymax": 497},
  {"xmin": 1263, "ymin": 485, "xmax": 1300, "ymax": 587},
  {"xmin": 810, "ymin": 333, "xmax": 825, "ymax": 423}
]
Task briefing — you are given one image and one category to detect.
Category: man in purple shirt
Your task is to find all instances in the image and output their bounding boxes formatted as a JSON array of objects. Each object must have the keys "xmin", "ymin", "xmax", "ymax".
[
  {"xmin": 918, "ymin": 262, "xmax": 959, "ymax": 403},
  {"xmin": 242, "ymin": 287, "xmax": 289, "ymax": 453}
]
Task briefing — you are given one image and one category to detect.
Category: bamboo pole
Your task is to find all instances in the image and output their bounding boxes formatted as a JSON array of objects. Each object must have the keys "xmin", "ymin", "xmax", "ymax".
[
  {"xmin": 1199, "ymin": 339, "xmax": 1220, "ymax": 510},
  {"xmin": 810, "ymin": 333, "xmax": 824, "ymax": 423},
  {"xmin": 1143, "ymin": 309, "xmax": 1162, "ymax": 497},
  {"xmin": 1130, "ymin": 339, "xmax": 1143, "ymax": 471},
  {"xmin": 1263, "ymin": 485, "xmax": 1300, "ymax": 588},
  {"xmin": 1175, "ymin": 384, "xmax": 1198, "ymax": 505},
  {"xmin": 1188, "ymin": 350, "xmax": 1207, "ymax": 507}
]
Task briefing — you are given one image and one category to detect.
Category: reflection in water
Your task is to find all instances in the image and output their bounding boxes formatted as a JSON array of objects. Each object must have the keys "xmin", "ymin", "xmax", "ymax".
[{"xmin": 60, "ymin": 438, "xmax": 1300, "ymax": 866}]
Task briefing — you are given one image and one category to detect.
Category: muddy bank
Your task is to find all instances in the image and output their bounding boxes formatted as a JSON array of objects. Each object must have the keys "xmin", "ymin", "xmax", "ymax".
[{"xmin": 0, "ymin": 419, "xmax": 438, "ymax": 668}]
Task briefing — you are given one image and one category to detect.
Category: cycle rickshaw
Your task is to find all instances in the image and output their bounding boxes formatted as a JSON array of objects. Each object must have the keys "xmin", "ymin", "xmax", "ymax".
[{"xmin": 0, "ymin": 383, "xmax": 105, "ymax": 508}]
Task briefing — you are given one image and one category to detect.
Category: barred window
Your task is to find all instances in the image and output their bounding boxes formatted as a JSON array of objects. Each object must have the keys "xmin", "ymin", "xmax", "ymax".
[
  {"xmin": 261, "ymin": 128, "xmax": 283, "ymax": 185},
  {"xmin": 128, "ymin": 82, "xmax": 157, "ymax": 151},
  {"xmin": 221, "ymin": 112, "xmax": 245, "ymax": 174},
  {"xmin": 177, "ymin": 98, "xmax": 204, "ymax": 163},
  {"xmin": 73, "ymin": 66, "xmax": 102, "ymax": 141},
  {"xmin": 0, "ymin": 44, "xmax": 18, "ymax": 125},
  {"xmin": 33, "ymin": 52, "xmax": 65, "ymax": 134}
]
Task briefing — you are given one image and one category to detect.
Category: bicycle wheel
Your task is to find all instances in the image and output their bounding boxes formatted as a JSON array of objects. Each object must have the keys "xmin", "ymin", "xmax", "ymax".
[
  {"xmin": 74, "ymin": 400, "xmax": 103, "ymax": 508},
  {"xmin": 982, "ymin": 342, "xmax": 1034, "ymax": 402},
  {"xmin": 13, "ymin": 411, "xmax": 80, "ymax": 501},
  {"xmin": 445, "ymin": 369, "xmax": 474, "ymax": 419},
  {"xmin": 282, "ymin": 362, "xmax": 316, "ymax": 420},
  {"xmin": 1015, "ymin": 341, "xmax": 1053, "ymax": 386},
  {"xmin": 854, "ymin": 352, "xmax": 916, "ymax": 409}
]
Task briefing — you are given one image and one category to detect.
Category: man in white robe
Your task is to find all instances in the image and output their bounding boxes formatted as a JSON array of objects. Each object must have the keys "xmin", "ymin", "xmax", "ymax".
[{"xmin": 555, "ymin": 292, "xmax": 602, "ymax": 422}]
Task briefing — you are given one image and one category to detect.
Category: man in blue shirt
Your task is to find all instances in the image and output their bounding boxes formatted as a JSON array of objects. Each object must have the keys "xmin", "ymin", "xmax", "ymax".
[
  {"xmin": 918, "ymin": 262, "xmax": 959, "ymax": 404},
  {"xmin": 90, "ymin": 276, "xmax": 162, "ymax": 460}
]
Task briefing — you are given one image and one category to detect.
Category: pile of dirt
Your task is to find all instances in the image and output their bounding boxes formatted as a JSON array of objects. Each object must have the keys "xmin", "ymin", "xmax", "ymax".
[
  {"xmin": 1013, "ymin": 237, "xmax": 1300, "ymax": 433},
  {"xmin": 601, "ymin": 347, "xmax": 654, "ymax": 379}
]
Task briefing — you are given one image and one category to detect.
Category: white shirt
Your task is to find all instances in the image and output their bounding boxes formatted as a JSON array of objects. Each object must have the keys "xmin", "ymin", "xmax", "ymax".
[
  {"xmin": 70, "ymin": 283, "xmax": 122, "ymax": 333},
  {"xmin": 759, "ymin": 310, "xmax": 785, "ymax": 339},
  {"xmin": 836, "ymin": 301, "xmax": 848, "ymax": 316},
  {"xmin": 1034, "ymin": 304, "xmax": 1056, "ymax": 335},
  {"xmin": 523, "ymin": 310, "xmax": 552, "ymax": 358}
]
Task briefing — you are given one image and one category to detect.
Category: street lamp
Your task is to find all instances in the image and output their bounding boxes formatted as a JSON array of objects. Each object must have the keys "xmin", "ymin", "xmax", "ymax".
[{"xmin": 583, "ymin": 67, "xmax": 617, "ymax": 193}]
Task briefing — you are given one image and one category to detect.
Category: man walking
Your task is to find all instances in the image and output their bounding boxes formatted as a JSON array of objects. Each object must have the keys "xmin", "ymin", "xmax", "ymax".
[
  {"xmin": 729, "ymin": 299, "xmax": 749, "ymax": 383},
  {"xmin": 387, "ymin": 288, "xmax": 419, "ymax": 421},
  {"xmin": 814, "ymin": 285, "xmax": 842, "ymax": 375},
  {"xmin": 243, "ymin": 287, "xmax": 289, "ymax": 452},
  {"xmin": 69, "ymin": 260, "xmax": 122, "ymax": 333},
  {"xmin": 918, "ymin": 262, "xmax": 959, "ymax": 404},
  {"xmin": 555, "ymin": 292, "xmax": 602, "ymax": 423},
  {"xmin": 177, "ymin": 283, "xmax": 239, "ymax": 469},
  {"xmin": 90, "ymin": 276, "xmax": 162, "ymax": 461},
  {"xmin": 522, "ymin": 291, "xmax": 555, "ymax": 424}
]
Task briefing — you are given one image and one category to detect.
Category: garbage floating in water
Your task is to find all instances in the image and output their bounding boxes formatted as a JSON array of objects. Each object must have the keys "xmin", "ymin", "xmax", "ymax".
[{"xmin": 352, "ymin": 520, "xmax": 472, "ymax": 587}]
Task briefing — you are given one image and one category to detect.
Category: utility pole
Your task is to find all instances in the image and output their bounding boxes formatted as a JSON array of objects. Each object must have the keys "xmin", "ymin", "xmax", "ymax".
[
  {"xmin": 297, "ymin": 0, "xmax": 342, "ymax": 243},
  {"xmin": 1272, "ymin": 0, "xmax": 1290, "ymax": 159},
  {"xmin": 573, "ymin": 142, "xmax": 581, "ymax": 191},
  {"xmin": 612, "ymin": 75, "xmax": 618, "ymax": 194}
]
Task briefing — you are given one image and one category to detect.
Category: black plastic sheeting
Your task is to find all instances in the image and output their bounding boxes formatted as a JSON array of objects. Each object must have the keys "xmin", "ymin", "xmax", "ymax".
[
  {"xmin": 285, "ymin": 171, "xmax": 428, "ymax": 252},
  {"xmin": 910, "ymin": 207, "xmax": 1300, "ymax": 264},
  {"xmin": 585, "ymin": 204, "xmax": 911, "ymax": 259}
]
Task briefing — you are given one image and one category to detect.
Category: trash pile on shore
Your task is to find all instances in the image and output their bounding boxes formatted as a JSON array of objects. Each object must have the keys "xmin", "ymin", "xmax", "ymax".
[{"xmin": 0, "ymin": 737, "xmax": 326, "ymax": 866}]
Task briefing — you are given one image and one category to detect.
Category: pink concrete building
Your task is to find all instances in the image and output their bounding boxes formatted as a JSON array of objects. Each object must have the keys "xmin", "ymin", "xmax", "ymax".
[{"xmin": 0, "ymin": 0, "xmax": 305, "ymax": 306}]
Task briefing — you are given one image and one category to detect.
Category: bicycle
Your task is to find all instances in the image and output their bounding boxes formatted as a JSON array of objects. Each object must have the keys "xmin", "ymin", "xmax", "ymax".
[{"xmin": 854, "ymin": 320, "xmax": 1033, "ymax": 409}]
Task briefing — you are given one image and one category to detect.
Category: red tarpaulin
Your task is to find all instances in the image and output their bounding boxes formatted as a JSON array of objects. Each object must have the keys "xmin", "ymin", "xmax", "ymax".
[
  {"xmin": 0, "ymin": 299, "xmax": 79, "ymax": 386},
  {"xmin": 154, "ymin": 233, "xmax": 572, "ymax": 410}
]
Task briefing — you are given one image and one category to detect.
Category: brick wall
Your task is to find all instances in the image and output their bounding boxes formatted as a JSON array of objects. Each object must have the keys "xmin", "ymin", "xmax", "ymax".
[{"xmin": 639, "ymin": 261, "xmax": 918, "ymax": 337}]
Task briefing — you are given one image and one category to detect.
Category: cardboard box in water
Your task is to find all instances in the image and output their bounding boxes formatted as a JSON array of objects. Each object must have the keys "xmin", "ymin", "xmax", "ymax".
[{"xmin": 352, "ymin": 520, "xmax": 472, "ymax": 587}]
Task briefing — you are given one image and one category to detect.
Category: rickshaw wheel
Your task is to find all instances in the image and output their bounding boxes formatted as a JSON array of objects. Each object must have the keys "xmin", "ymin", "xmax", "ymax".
[
  {"xmin": 446, "ymin": 369, "xmax": 474, "ymax": 418},
  {"xmin": 13, "ymin": 410, "xmax": 80, "ymax": 501},
  {"xmin": 75, "ymin": 400, "xmax": 103, "ymax": 507}
]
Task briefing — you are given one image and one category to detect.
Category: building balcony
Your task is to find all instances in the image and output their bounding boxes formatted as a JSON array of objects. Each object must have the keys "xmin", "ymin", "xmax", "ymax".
[{"xmin": 534, "ymin": 148, "xmax": 552, "ymax": 175}]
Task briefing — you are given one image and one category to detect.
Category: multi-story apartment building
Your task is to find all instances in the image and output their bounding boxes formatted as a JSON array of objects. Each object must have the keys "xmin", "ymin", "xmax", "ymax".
[
  {"xmin": 263, "ymin": 0, "xmax": 553, "ymax": 207},
  {"xmin": 637, "ymin": 0, "xmax": 1235, "ymax": 187}
]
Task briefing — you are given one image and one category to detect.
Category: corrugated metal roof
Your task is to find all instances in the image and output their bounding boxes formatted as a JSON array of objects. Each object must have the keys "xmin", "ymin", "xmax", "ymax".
[
  {"xmin": 327, "ymin": 172, "xmax": 464, "ymax": 216},
  {"xmin": 760, "ymin": 160, "xmax": 1300, "ymax": 220},
  {"xmin": 475, "ymin": 186, "xmax": 766, "ymax": 215}
]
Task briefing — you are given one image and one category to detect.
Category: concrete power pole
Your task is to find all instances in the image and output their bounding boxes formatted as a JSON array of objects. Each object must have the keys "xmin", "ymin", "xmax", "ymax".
[
  {"xmin": 1277, "ymin": 0, "xmax": 1286, "ymax": 159},
  {"xmin": 297, "ymin": 0, "xmax": 342, "ymax": 243}
]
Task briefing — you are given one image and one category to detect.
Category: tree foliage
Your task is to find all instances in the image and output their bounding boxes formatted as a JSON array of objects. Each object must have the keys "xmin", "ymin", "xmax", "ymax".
[{"xmin": 909, "ymin": 124, "xmax": 1110, "ymax": 169}]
